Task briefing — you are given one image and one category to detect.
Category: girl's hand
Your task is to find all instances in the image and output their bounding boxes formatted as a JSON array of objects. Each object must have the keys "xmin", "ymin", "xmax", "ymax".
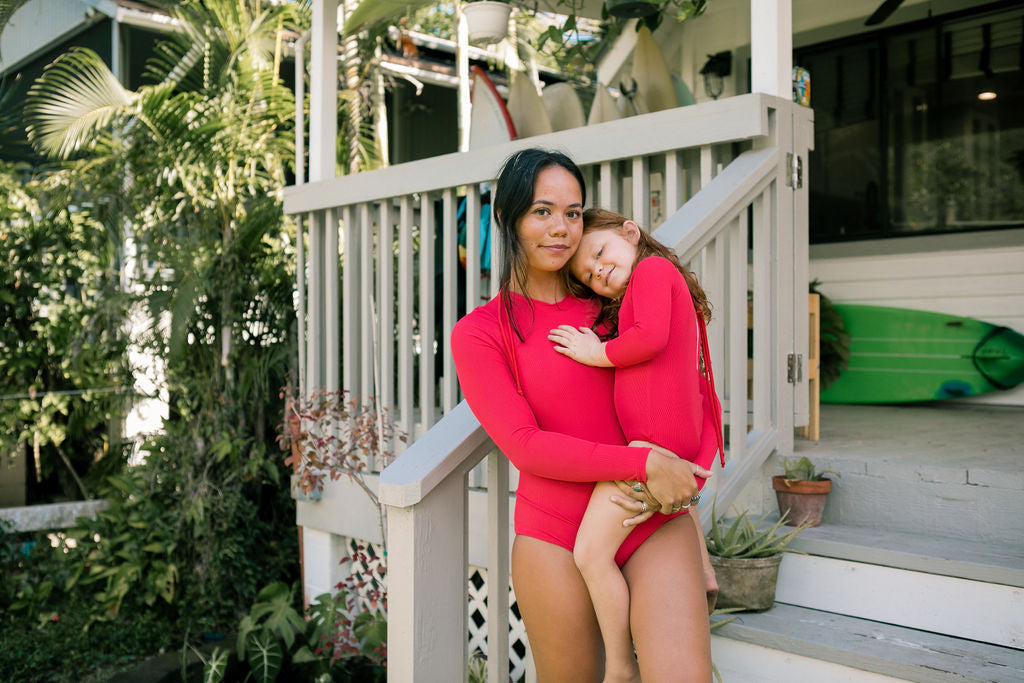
[
  {"xmin": 548, "ymin": 325, "xmax": 613, "ymax": 367},
  {"xmin": 633, "ymin": 440, "xmax": 712, "ymax": 515},
  {"xmin": 609, "ymin": 493, "xmax": 656, "ymax": 527}
]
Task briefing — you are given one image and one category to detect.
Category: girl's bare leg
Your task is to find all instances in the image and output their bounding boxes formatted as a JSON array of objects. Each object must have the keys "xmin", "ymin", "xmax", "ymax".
[
  {"xmin": 624, "ymin": 515, "xmax": 712, "ymax": 682},
  {"xmin": 512, "ymin": 536, "xmax": 603, "ymax": 682},
  {"xmin": 688, "ymin": 508, "xmax": 719, "ymax": 613},
  {"xmin": 573, "ymin": 480, "xmax": 641, "ymax": 683}
]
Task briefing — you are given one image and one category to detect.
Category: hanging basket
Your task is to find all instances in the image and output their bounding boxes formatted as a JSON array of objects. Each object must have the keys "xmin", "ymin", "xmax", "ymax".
[
  {"xmin": 605, "ymin": 0, "xmax": 659, "ymax": 18},
  {"xmin": 463, "ymin": 2, "xmax": 512, "ymax": 45}
]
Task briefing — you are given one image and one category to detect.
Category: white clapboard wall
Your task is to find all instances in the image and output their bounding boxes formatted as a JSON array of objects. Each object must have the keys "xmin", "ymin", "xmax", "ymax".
[{"xmin": 809, "ymin": 228, "xmax": 1024, "ymax": 407}]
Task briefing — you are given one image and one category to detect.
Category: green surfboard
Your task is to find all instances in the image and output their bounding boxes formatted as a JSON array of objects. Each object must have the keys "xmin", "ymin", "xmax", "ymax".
[{"xmin": 820, "ymin": 305, "xmax": 1024, "ymax": 404}]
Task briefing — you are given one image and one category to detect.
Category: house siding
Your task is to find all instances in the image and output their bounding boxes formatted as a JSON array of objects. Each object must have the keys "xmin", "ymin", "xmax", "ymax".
[{"xmin": 810, "ymin": 227, "xmax": 1024, "ymax": 407}]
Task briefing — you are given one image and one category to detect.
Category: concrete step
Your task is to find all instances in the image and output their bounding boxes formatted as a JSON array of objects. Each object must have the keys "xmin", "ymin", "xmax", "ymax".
[
  {"xmin": 710, "ymin": 604, "xmax": 1024, "ymax": 683},
  {"xmin": 792, "ymin": 404, "xmax": 1024, "ymax": 546},
  {"xmin": 773, "ymin": 524, "xmax": 1024, "ymax": 649},
  {"xmin": 787, "ymin": 522, "xmax": 1024, "ymax": 587}
]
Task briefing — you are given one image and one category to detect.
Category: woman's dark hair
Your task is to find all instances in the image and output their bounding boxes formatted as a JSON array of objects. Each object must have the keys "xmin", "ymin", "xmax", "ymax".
[
  {"xmin": 493, "ymin": 148, "xmax": 586, "ymax": 340},
  {"xmin": 567, "ymin": 208, "xmax": 712, "ymax": 339}
]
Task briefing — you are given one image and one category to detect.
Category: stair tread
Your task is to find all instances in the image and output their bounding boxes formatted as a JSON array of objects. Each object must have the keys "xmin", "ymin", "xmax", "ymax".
[
  {"xmin": 786, "ymin": 522, "xmax": 1024, "ymax": 587},
  {"xmin": 711, "ymin": 603, "xmax": 1024, "ymax": 683}
]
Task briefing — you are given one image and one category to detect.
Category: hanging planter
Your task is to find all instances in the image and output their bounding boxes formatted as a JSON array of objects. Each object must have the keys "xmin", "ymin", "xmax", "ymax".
[
  {"xmin": 605, "ymin": 0, "xmax": 659, "ymax": 18},
  {"xmin": 463, "ymin": 1, "xmax": 512, "ymax": 45}
]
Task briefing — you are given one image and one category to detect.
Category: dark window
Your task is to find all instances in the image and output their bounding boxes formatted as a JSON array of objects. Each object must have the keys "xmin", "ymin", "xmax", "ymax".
[{"xmin": 797, "ymin": 4, "xmax": 1024, "ymax": 243}]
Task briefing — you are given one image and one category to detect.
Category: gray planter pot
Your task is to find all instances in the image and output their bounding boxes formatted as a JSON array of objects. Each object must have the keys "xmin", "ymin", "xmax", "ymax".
[{"xmin": 709, "ymin": 554, "xmax": 782, "ymax": 612}]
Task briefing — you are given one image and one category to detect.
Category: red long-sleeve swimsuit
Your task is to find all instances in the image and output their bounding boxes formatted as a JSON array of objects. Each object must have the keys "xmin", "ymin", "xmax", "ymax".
[
  {"xmin": 453, "ymin": 291, "xmax": 672, "ymax": 566},
  {"xmin": 605, "ymin": 256, "xmax": 724, "ymax": 487}
]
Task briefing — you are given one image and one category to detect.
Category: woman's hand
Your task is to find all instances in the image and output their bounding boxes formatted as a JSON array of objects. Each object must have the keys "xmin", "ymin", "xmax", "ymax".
[{"xmin": 636, "ymin": 440, "xmax": 711, "ymax": 514}]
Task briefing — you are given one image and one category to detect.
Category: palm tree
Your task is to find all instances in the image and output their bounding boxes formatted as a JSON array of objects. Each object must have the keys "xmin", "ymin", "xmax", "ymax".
[{"xmin": 26, "ymin": 0, "xmax": 304, "ymax": 384}]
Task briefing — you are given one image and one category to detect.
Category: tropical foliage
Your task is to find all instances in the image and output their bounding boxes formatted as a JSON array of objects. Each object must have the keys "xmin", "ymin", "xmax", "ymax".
[
  {"xmin": 0, "ymin": 7, "xmax": 308, "ymax": 680},
  {"xmin": 0, "ymin": 158, "xmax": 131, "ymax": 502}
]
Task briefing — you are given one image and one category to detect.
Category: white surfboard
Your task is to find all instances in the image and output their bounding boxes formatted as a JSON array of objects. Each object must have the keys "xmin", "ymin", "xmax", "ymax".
[
  {"xmin": 469, "ymin": 66, "xmax": 516, "ymax": 150},
  {"xmin": 542, "ymin": 82, "xmax": 586, "ymax": 132},
  {"xmin": 587, "ymin": 84, "xmax": 623, "ymax": 125},
  {"xmin": 506, "ymin": 71, "xmax": 553, "ymax": 139},
  {"xmin": 673, "ymin": 74, "xmax": 696, "ymax": 107},
  {"xmin": 631, "ymin": 25, "xmax": 676, "ymax": 113}
]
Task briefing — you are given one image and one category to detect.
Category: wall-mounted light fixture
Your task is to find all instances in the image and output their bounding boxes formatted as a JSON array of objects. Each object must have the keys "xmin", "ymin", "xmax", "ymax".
[{"xmin": 700, "ymin": 51, "xmax": 732, "ymax": 100}]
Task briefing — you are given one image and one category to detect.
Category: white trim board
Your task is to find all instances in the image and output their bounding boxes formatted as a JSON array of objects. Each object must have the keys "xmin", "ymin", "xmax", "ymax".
[{"xmin": 776, "ymin": 553, "xmax": 1024, "ymax": 649}]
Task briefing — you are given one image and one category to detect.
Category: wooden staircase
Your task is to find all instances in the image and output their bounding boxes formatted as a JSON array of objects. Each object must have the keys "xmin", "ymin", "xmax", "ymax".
[{"xmin": 710, "ymin": 404, "xmax": 1024, "ymax": 682}]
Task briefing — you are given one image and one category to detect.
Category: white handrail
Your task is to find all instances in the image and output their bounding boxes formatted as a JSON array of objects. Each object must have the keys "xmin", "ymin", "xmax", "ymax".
[{"xmin": 283, "ymin": 93, "xmax": 776, "ymax": 214}]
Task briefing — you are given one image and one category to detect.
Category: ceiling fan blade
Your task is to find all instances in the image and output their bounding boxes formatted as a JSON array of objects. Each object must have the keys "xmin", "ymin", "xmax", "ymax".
[{"xmin": 865, "ymin": 0, "xmax": 906, "ymax": 26}]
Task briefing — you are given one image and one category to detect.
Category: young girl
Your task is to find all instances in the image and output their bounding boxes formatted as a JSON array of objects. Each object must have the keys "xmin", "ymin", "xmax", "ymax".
[{"xmin": 548, "ymin": 208, "xmax": 724, "ymax": 683}]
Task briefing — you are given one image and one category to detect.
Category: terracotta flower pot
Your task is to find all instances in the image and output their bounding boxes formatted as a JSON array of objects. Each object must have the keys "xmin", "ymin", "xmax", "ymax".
[
  {"xmin": 708, "ymin": 554, "xmax": 783, "ymax": 612},
  {"xmin": 772, "ymin": 475, "xmax": 832, "ymax": 527}
]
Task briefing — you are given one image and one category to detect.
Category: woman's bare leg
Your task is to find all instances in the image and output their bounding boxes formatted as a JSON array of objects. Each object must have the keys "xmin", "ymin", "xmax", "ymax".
[
  {"xmin": 574, "ymin": 481, "xmax": 641, "ymax": 683},
  {"xmin": 512, "ymin": 535, "xmax": 603, "ymax": 682},
  {"xmin": 624, "ymin": 515, "xmax": 712, "ymax": 682},
  {"xmin": 688, "ymin": 508, "xmax": 719, "ymax": 613}
]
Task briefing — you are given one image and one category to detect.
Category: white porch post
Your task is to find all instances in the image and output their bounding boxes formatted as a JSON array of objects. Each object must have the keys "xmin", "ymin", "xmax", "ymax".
[
  {"xmin": 751, "ymin": 0, "xmax": 792, "ymax": 97},
  {"xmin": 304, "ymin": 0, "xmax": 338, "ymax": 608},
  {"xmin": 309, "ymin": 0, "xmax": 337, "ymax": 183}
]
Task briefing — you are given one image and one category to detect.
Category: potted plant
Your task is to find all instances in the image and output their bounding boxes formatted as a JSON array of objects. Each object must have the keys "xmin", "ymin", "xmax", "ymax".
[
  {"xmin": 705, "ymin": 501, "xmax": 809, "ymax": 611},
  {"xmin": 462, "ymin": 1, "xmax": 512, "ymax": 45},
  {"xmin": 772, "ymin": 456, "xmax": 839, "ymax": 527}
]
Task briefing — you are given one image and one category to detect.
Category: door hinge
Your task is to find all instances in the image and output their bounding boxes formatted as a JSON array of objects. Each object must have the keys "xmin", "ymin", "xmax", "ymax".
[
  {"xmin": 785, "ymin": 153, "xmax": 803, "ymax": 189},
  {"xmin": 787, "ymin": 353, "xmax": 803, "ymax": 384}
]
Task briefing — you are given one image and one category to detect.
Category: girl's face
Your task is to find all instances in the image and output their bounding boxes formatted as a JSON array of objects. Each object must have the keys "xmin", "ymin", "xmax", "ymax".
[
  {"xmin": 569, "ymin": 221, "xmax": 641, "ymax": 299},
  {"xmin": 515, "ymin": 165, "xmax": 584, "ymax": 277}
]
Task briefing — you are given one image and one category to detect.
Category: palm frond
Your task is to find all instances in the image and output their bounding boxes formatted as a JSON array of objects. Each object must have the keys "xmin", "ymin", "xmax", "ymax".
[
  {"xmin": 25, "ymin": 48, "xmax": 134, "ymax": 159},
  {"xmin": 0, "ymin": 0, "xmax": 32, "ymax": 38},
  {"xmin": 345, "ymin": 0, "xmax": 433, "ymax": 36}
]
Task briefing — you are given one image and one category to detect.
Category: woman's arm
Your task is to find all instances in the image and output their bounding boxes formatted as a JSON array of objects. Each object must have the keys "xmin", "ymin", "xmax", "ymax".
[
  {"xmin": 452, "ymin": 314, "xmax": 648, "ymax": 483},
  {"xmin": 604, "ymin": 257, "xmax": 681, "ymax": 367}
]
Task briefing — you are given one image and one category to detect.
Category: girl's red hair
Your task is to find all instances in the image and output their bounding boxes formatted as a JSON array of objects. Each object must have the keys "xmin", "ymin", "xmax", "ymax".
[{"xmin": 567, "ymin": 208, "xmax": 712, "ymax": 338}]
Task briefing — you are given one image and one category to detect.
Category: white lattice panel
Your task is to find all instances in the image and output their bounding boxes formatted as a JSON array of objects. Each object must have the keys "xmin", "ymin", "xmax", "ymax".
[
  {"xmin": 340, "ymin": 538, "xmax": 530, "ymax": 681},
  {"xmin": 468, "ymin": 566, "xmax": 529, "ymax": 682}
]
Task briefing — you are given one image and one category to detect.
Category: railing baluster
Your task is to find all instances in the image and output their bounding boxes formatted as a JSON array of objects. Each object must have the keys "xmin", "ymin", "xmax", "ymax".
[
  {"xmin": 705, "ymin": 235, "xmax": 726, "ymax": 420},
  {"xmin": 378, "ymin": 199, "xmax": 394, "ymax": 417},
  {"xmin": 632, "ymin": 155, "xmax": 650, "ymax": 229},
  {"xmin": 599, "ymin": 160, "xmax": 619, "ymax": 210},
  {"xmin": 700, "ymin": 145, "xmax": 713, "ymax": 188},
  {"xmin": 325, "ymin": 208, "xmax": 340, "ymax": 393},
  {"xmin": 399, "ymin": 196, "xmax": 414, "ymax": 436},
  {"xmin": 489, "ymin": 200, "xmax": 500, "ymax": 299},
  {"xmin": 360, "ymin": 203, "xmax": 373, "ymax": 403},
  {"xmin": 752, "ymin": 191, "xmax": 771, "ymax": 432},
  {"xmin": 441, "ymin": 188, "xmax": 459, "ymax": 414},
  {"xmin": 465, "ymin": 185, "xmax": 481, "ymax": 312},
  {"xmin": 665, "ymin": 150, "xmax": 682, "ymax": 217},
  {"xmin": 341, "ymin": 205, "xmax": 358, "ymax": 395},
  {"xmin": 728, "ymin": 214, "xmax": 748, "ymax": 462},
  {"xmin": 307, "ymin": 210, "xmax": 323, "ymax": 392},
  {"xmin": 296, "ymin": 213, "xmax": 307, "ymax": 393},
  {"xmin": 419, "ymin": 192, "xmax": 436, "ymax": 430},
  {"xmin": 486, "ymin": 450, "xmax": 510, "ymax": 683}
]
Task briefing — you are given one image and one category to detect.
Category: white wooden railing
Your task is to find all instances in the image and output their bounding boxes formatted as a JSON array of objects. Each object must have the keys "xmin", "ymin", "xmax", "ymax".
[{"xmin": 282, "ymin": 92, "xmax": 812, "ymax": 682}]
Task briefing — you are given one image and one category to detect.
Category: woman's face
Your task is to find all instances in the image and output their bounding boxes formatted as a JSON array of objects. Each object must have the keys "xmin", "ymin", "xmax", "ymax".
[{"xmin": 515, "ymin": 165, "xmax": 584, "ymax": 277}]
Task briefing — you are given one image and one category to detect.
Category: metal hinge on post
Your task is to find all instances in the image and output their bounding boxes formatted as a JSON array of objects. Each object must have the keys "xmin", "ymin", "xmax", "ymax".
[
  {"xmin": 787, "ymin": 353, "xmax": 803, "ymax": 384},
  {"xmin": 785, "ymin": 153, "xmax": 803, "ymax": 189}
]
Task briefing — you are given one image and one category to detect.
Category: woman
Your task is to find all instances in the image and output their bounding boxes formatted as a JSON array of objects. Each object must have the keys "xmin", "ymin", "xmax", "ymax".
[{"xmin": 451, "ymin": 148, "xmax": 713, "ymax": 681}]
